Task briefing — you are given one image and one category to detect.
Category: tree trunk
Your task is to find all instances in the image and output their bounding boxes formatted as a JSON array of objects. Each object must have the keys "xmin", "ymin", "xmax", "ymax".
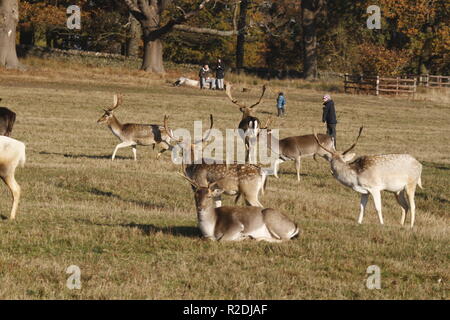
[
  {"xmin": 126, "ymin": 13, "xmax": 141, "ymax": 57},
  {"xmin": 0, "ymin": 0, "xmax": 20, "ymax": 69},
  {"xmin": 302, "ymin": 0, "xmax": 319, "ymax": 80},
  {"xmin": 236, "ymin": 0, "xmax": 248, "ymax": 74},
  {"xmin": 142, "ymin": 37, "xmax": 164, "ymax": 73}
]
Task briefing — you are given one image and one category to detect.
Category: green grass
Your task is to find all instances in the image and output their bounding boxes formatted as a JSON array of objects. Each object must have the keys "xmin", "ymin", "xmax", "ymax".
[{"xmin": 0, "ymin": 57, "xmax": 448, "ymax": 299}]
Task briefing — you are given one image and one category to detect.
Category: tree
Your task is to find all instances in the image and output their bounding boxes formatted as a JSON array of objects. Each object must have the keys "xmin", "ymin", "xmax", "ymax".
[
  {"xmin": 301, "ymin": 0, "xmax": 325, "ymax": 79},
  {"xmin": 123, "ymin": 0, "xmax": 237, "ymax": 73},
  {"xmin": 235, "ymin": 0, "xmax": 248, "ymax": 73},
  {"xmin": 0, "ymin": 0, "xmax": 20, "ymax": 69}
]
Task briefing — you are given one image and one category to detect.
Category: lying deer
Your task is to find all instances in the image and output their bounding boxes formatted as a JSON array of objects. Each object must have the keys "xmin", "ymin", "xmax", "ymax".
[
  {"xmin": 313, "ymin": 127, "xmax": 423, "ymax": 227},
  {"xmin": 225, "ymin": 84, "xmax": 266, "ymax": 161},
  {"xmin": 0, "ymin": 99, "xmax": 16, "ymax": 137},
  {"xmin": 97, "ymin": 94, "xmax": 172, "ymax": 160},
  {"xmin": 266, "ymin": 126, "xmax": 336, "ymax": 181},
  {"xmin": 180, "ymin": 172, "xmax": 299, "ymax": 242},
  {"xmin": 164, "ymin": 115, "xmax": 267, "ymax": 207},
  {"xmin": 0, "ymin": 136, "xmax": 25, "ymax": 219}
]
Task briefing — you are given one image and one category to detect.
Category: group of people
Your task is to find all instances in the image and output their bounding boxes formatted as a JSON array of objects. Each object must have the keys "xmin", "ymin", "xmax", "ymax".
[{"xmin": 199, "ymin": 59, "xmax": 225, "ymax": 90}]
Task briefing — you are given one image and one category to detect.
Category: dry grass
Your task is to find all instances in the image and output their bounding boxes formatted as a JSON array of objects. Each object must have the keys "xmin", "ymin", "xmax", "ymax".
[{"xmin": 0, "ymin": 57, "xmax": 448, "ymax": 299}]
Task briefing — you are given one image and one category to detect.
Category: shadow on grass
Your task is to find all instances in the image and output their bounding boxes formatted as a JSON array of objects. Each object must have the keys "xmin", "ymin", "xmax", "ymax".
[
  {"xmin": 88, "ymin": 187, "xmax": 166, "ymax": 210},
  {"xmin": 416, "ymin": 192, "xmax": 450, "ymax": 205},
  {"xmin": 39, "ymin": 151, "xmax": 131, "ymax": 160},
  {"xmin": 120, "ymin": 223, "xmax": 200, "ymax": 238},
  {"xmin": 423, "ymin": 161, "xmax": 450, "ymax": 171}
]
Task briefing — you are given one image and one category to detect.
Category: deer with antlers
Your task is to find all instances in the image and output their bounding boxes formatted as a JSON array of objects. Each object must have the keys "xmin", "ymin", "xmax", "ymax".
[
  {"xmin": 97, "ymin": 94, "xmax": 173, "ymax": 160},
  {"xmin": 225, "ymin": 84, "xmax": 266, "ymax": 162},
  {"xmin": 180, "ymin": 171, "xmax": 299, "ymax": 242},
  {"xmin": 313, "ymin": 127, "xmax": 423, "ymax": 227},
  {"xmin": 164, "ymin": 114, "xmax": 267, "ymax": 207}
]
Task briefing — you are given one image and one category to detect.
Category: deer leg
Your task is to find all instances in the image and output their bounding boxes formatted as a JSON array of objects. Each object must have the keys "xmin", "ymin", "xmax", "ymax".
[
  {"xmin": 3, "ymin": 175, "xmax": 21, "ymax": 220},
  {"xmin": 132, "ymin": 145, "xmax": 137, "ymax": 161},
  {"xmin": 213, "ymin": 195, "xmax": 222, "ymax": 208},
  {"xmin": 295, "ymin": 156, "xmax": 301, "ymax": 182},
  {"xmin": 358, "ymin": 193, "xmax": 369, "ymax": 224},
  {"xmin": 273, "ymin": 159, "xmax": 283, "ymax": 178},
  {"xmin": 405, "ymin": 183, "xmax": 417, "ymax": 228},
  {"xmin": 369, "ymin": 189, "xmax": 384, "ymax": 225},
  {"xmin": 112, "ymin": 141, "xmax": 134, "ymax": 160},
  {"xmin": 218, "ymin": 223, "xmax": 246, "ymax": 241},
  {"xmin": 395, "ymin": 190, "xmax": 409, "ymax": 226}
]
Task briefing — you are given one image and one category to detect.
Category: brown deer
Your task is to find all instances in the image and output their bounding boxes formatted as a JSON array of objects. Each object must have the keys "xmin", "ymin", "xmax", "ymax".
[
  {"xmin": 0, "ymin": 99, "xmax": 16, "ymax": 137},
  {"xmin": 97, "ymin": 94, "xmax": 172, "ymax": 160},
  {"xmin": 265, "ymin": 125, "xmax": 336, "ymax": 181},
  {"xmin": 313, "ymin": 127, "xmax": 423, "ymax": 227},
  {"xmin": 225, "ymin": 84, "xmax": 266, "ymax": 162},
  {"xmin": 0, "ymin": 136, "xmax": 25, "ymax": 219},
  {"xmin": 180, "ymin": 171, "xmax": 299, "ymax": 242},
  {"xmin": 164, "ymin": 115, "xmax": 267, "ymax": 207}
]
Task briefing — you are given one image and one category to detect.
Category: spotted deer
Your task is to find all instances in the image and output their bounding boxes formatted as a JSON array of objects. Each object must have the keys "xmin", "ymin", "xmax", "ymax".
[
  {"xmin": 0, "ymin": 136, "xmax": 25, "ymax": 219},
  {"xmin": 180, "ymin": 171, "xmax": 299, "ymax": 242},
  {"xmin": 164, "ymin": 115, "xmax": 267, "ymax": 207},
  {"xmin": 313, "ymin": 127, "xmax": 423, "ymax": 227},
  {"xmin": 225, "ymin": 84, "xmax": 266, "ymax": 161},
  {"xmin": 97, "ymin": 94, "xmax": 172, "ymax": 160}
]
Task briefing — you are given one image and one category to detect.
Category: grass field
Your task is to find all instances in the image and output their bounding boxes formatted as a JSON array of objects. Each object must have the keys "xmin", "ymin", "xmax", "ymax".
[{"xmin": 0, "ymin": 57, "xmax": 448, "ymax": 299}]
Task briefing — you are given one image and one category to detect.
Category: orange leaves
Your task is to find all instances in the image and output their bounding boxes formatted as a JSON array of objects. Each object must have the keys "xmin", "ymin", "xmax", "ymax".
[{"xmin": 357, "ymin": 43, "xmax": 411, "ymax": 76}]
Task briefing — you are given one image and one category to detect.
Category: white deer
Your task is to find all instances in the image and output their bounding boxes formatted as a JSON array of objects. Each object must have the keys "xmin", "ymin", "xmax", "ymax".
[
  {"xmin": 0, "ymin": 136, "xmax": 26, "ymax": 219},
  {"xmin": 313, "ymin": 127, "xmax": 423, "ymax": 227}
]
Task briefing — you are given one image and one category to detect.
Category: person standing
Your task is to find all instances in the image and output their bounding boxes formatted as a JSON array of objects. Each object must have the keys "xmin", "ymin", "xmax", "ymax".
[
  {"xmin": 322, "ymin": 94, "xmax": 337, "ymax": 148},
  {"xmin": 276, "ymin": 92, "xmax": 286, "ymax": 117},
  {"xmin": 215, "ymin": 59, "xmax": 225, "ymax": 90}
]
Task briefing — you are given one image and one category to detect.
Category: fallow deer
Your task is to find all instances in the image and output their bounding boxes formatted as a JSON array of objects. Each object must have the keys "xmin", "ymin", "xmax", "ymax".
[
  {"xmin": 97, "ymin": 94, "xmax": 173, "ymax": 160},
  {"xmin": 313, "ymin": 127, "xmax": 423, "ymax": 227},
  {"xmin": 180, "ymin": 172, "xmax": 299, "ymax": 242},
  {"xmin": 0, "ymin": 99, "xmax": 16, "ymax": 137},
  {"xmin": 164, "ymin": 115, "xmax": 267, "ymax": 207},
  {"xmin": 0, "ymin": 136, "xmax": 25, "ymax": 219},
  {"xmin": 265, "ymin": 126, "xmax": 336, "ymax": 181},
  {"xmin": 225, "ymin": 84, "xmax": 266, "ymax": 161}
]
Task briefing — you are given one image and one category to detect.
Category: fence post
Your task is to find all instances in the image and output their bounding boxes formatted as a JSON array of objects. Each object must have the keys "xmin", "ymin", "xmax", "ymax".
[
  {"xmin": 412, "ymin": 79, "xmax": 416, "ymax": 100},
  {"xmin": 396, "ymin": 77, "xmax": 399, "ymax": 96},
  {"xmin": 426, "ymin": 74, "xmax": 429, "ymax": 87},
  {"xmin": 376, "ymin": 75, "xmax": 379, "ymax": 96},
  {"xmin": 344, "ymin": 73, "xmax": 348, "ymax": 93}
]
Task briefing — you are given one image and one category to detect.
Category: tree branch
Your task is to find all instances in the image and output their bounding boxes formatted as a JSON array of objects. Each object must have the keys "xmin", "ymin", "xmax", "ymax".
[
  {"xmin": 173, "ymin": 24, "xmax": 238, "ymax": 36},
  {"xmin": 123, "ymin": 0, "xmax": 146, "ymax": 21}
]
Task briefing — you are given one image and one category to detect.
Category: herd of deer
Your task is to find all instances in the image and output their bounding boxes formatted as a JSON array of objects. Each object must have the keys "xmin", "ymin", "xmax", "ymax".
[{"xmin": 0, "ymin": 86, "xmax": 423, "ymax": 242}]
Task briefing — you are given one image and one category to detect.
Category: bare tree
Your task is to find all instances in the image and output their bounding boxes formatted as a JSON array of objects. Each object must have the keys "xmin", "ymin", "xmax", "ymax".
[{"xmin": 0, "ymin": 0, "xmax": 20, "ymax": 69}]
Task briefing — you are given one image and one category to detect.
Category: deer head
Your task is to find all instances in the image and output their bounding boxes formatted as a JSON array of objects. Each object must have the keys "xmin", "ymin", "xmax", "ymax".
[
  {"xmin": 226, "ymin": 84, "xmax": 266, "ymax": 119},
  {"xmin": 97, "ymin": 94, "xmax": 123, "ymax": 124},
  {"xmin": 313, "ymin": 127, "xmax": 363, "ymax": 164},
  {"xmin": 178, "ymin": 171, "xmax": 223, "ymax": 208},
  {"xmin": 164, "ymin": 114, "xmax": 214, "ymax": 162}
]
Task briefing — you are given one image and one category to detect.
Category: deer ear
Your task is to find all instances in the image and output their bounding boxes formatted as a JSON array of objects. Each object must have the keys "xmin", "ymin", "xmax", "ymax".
[{"xmin": 342, "ymin": 152, "xmax": 355, "ymax": 162}]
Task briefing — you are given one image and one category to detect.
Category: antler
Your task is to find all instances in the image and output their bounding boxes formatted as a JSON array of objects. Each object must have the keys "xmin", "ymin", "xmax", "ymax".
[
  {"xmin": 164, "ymin": 115, "xmax": 183, "ymax": 143},
  {"xmin": 178, "ymin": 171, "xmax": 201, "ymax": 189},
  {"xmin": 193, "ymin": 114, "xmax": 214, "ymax": 145},
  {"xmin": 225, "ymin": 84, "xmax": 247, "ymax": 109},
  {"xmin": 108, "ymin": 93, "xmax": 122, "ymax": 111},
  {"xmin": 313, "ymin": 128, "xmax": 336, "ymax": 155},
  {"xmin": 342, "ymin": 127, "xmax": 363, "ymax": 155},
  {"xmin": 262, "ymin": 116, "xmax": 273, "ymax": 129},
  {"xmin": 249, "ymin": 85, "xmax": 267, "ymax": 109}
]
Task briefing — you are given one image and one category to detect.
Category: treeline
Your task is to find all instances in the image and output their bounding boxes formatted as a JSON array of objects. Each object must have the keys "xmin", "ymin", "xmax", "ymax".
[{"xmin": 17, "ymin": 0, "xmax": 449, "ymax": 77}]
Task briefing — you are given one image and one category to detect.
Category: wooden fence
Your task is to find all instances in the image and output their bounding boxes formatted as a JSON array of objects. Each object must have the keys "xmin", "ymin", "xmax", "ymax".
[
  {"xmin": 344, "ymin": 74, "xmax": 417, "ymax": 97},
  {"xmin": 402, "ymin": 74, "xmax": 450, "ymax": 88}
]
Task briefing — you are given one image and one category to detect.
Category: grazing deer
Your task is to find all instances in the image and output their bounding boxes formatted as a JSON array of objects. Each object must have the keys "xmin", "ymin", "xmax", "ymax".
[
  {"xmin": 180, "ymin": 172, "xmax": 299, "ymax": 242},
  {"xmin": 0, "ymin": 136, "xmax": 25, "ymax": 219},
  {"xmin": 164, "ymin": 115, "xmax": 267, "ymax": 207},
  {"xmin": 225, "ymin": 84, "xmax": 266, "ymax": 161},
  {"xmin": 0, "ymin": 99, "xmax": 16, "ymax": 137},
  {"xmin": 265, "ymin": 127, "xmax": 336, "ymax": 181},
  {"xmin": 313, "ymin": 127, "xmax": 423, "ymax": 227},
  {"xmin": 97, "ymin": 94, "xmax": 173, "ymax": 160}
]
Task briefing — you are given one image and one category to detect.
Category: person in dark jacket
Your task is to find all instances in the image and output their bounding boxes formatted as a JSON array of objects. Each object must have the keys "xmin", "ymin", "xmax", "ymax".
[
  {"xmin": 215, "ymin": 59, "xmax": 225, "ymax": 90},
  {"xmin": 322, "ymin": 94, "xmax": 337, "ymax": 148}
]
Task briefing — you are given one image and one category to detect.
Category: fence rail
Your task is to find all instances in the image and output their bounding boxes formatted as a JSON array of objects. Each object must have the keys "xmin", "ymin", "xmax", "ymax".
[
  {"xmin": 344, "ymin": 74, "xmax": 417, "ymax": 97},
  {"xmin": 402, "ymin": 74, "xmax": 450, "ymax": 88}
]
